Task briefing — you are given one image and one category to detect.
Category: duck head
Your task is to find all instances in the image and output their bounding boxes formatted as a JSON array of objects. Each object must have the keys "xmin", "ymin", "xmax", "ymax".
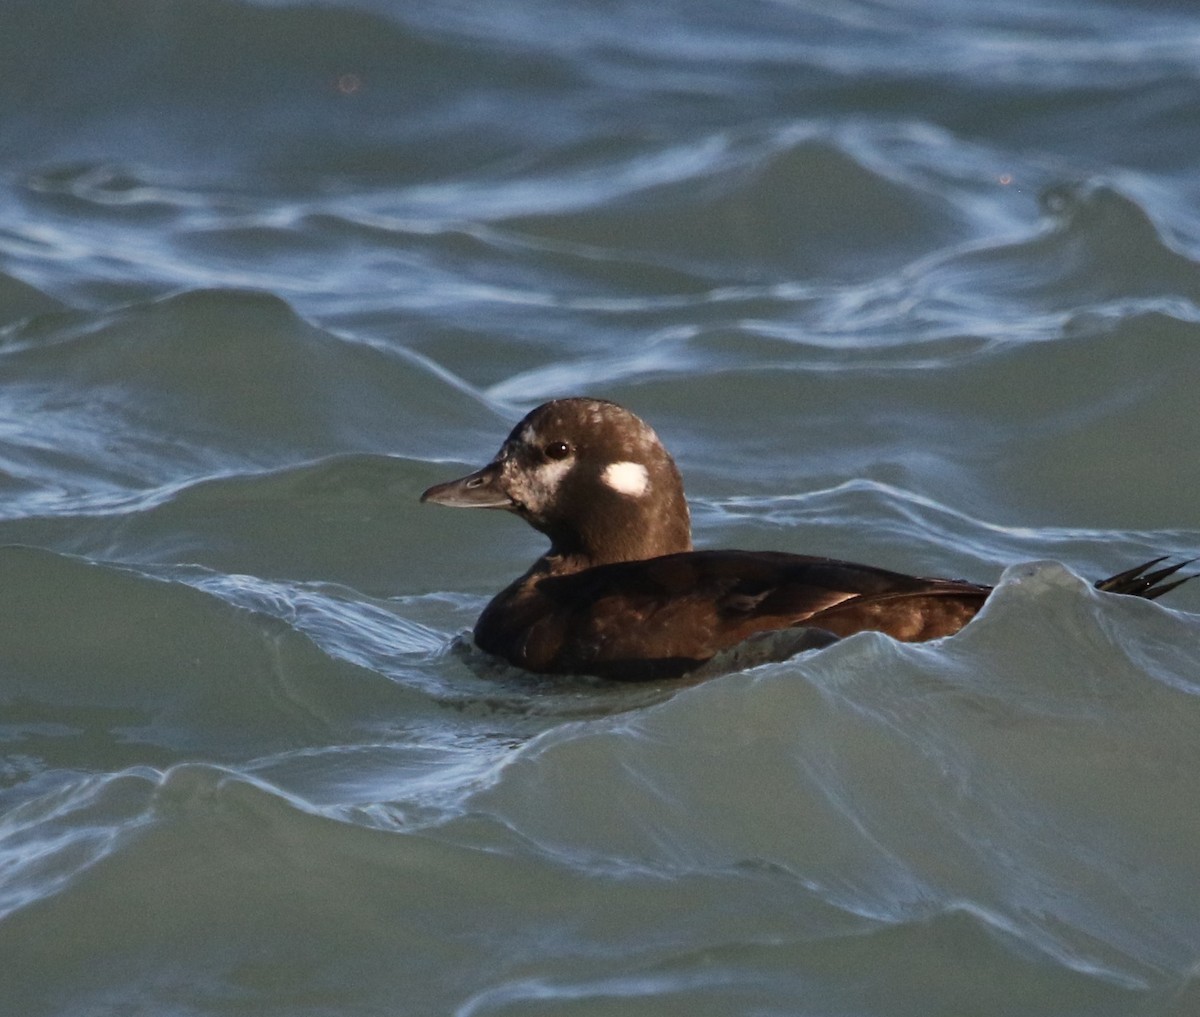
[{"xmin": 421, "ymin": 398, "xmax": 693, "ymax": 569}]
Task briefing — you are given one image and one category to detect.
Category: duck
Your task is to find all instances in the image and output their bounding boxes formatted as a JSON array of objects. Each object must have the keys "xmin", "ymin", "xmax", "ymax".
[{"xmin": 421, "ymin": 397, "xmax": 1191, "ymax": 680}]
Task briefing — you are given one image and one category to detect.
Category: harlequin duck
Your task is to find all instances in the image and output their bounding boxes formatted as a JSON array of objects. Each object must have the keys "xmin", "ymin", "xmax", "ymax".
[{"xmin": 421, "ymin": 398, "xmax": 1191, "ymax": 680}]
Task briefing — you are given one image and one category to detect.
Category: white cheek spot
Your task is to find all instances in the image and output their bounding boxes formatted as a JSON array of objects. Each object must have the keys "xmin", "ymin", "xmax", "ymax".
[{"xmin": 601, "ymin": 461, "xmax": 649, "ymax": 498}]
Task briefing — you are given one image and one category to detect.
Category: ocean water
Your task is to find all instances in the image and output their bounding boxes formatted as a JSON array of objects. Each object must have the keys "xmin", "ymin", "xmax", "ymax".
[{"xmin": 3, "ymin": 0, "xmax": 1200, "ymax": 1013}]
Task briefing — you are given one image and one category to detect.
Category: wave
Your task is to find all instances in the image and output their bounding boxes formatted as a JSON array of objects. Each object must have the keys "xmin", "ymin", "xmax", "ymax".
[
  {"xmin": 0, "ymin": 545, "xmax": 415, "ymax": 768},
  {"xmin": 0, "ymin": 272, "xmax": 66, "ymax": 328},
  {"xmin": 0, "ymin": 454, "xmax": 468, "ymax": 591},
  {"xmin": 2, "ymin": 750, "xmax": 1179, "ymax": 1017},
  {"xmin": 498, "ymin": 126, "xmax": 964, "ymax": 284},
  {"xmin": 0, "ymin": 288, "xmax": 502, "ymax": 505},
  {"xmin": 2, "ymin": 2, "xmax": 1199, "ymax": 1013},
  {"xmin": 464, "ymin": 562, "xmax": 1200, "ymax": 984},
  {"xmin": 919, "ymin": 181, "xmax": 1200, "ymax": 317},
  {"xmin": 1, "ymin": 0, "xmax": 581, "ymax": 180}
]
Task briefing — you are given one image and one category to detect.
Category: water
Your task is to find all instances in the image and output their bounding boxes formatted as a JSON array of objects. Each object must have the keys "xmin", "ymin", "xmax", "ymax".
[{"xmin": 3, "ymin": 0, "xmax": 1200, "ymax": 1013}]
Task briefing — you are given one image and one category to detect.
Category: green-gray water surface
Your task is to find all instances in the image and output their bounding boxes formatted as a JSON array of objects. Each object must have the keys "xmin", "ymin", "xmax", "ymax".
[{"xmin": 3, "ymin": 1, "xmax": 1200, "ymax": 1014}]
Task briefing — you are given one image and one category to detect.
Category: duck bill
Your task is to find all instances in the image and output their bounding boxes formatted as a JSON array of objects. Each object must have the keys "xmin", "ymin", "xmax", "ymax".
[{"xmin": 420, "ymin": 461, "xmax": 513, "ymax": 509}]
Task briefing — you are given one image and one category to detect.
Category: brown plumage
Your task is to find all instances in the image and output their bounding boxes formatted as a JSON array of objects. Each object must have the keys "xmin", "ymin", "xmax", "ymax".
[{"xmin": 421, "ymin": 398, "xmax": 1191, "ymax": 680}]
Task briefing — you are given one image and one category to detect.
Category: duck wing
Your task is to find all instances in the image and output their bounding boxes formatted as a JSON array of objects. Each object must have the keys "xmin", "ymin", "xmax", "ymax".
[{"xmin": 476, "ymin": 550, "xmax": 992, "ymax": 680}]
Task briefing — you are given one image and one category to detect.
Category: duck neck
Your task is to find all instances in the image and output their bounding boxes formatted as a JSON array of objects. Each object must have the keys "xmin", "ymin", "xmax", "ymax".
[{"xmin": 539, "ymin": 497, "xmax": 693, "ymax": 575}]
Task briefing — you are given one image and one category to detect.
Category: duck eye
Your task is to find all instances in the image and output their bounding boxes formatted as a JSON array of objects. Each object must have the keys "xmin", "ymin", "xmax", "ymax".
[{"xmin": 544, "ymin": 441, "xmax": 571, "ymax": 461}]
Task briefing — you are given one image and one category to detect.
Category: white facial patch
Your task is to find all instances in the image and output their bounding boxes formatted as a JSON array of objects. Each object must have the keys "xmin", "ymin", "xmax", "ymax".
[
  {"xmin": 534, "ymin": 457, "xmax": 572, "ymax": 489},
  {"xmin": 519, "ymin": 456, "xmax": 572, "ymax": 512},
  {"xmin": 601, "ymin": 461, "xmax": 649, "ymax": 498}
]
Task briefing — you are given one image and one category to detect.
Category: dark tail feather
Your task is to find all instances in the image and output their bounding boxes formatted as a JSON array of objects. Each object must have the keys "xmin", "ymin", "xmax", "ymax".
[{"xmin": 1095, "ymin": 558, "xmax": 1196, "ymax": 600}]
